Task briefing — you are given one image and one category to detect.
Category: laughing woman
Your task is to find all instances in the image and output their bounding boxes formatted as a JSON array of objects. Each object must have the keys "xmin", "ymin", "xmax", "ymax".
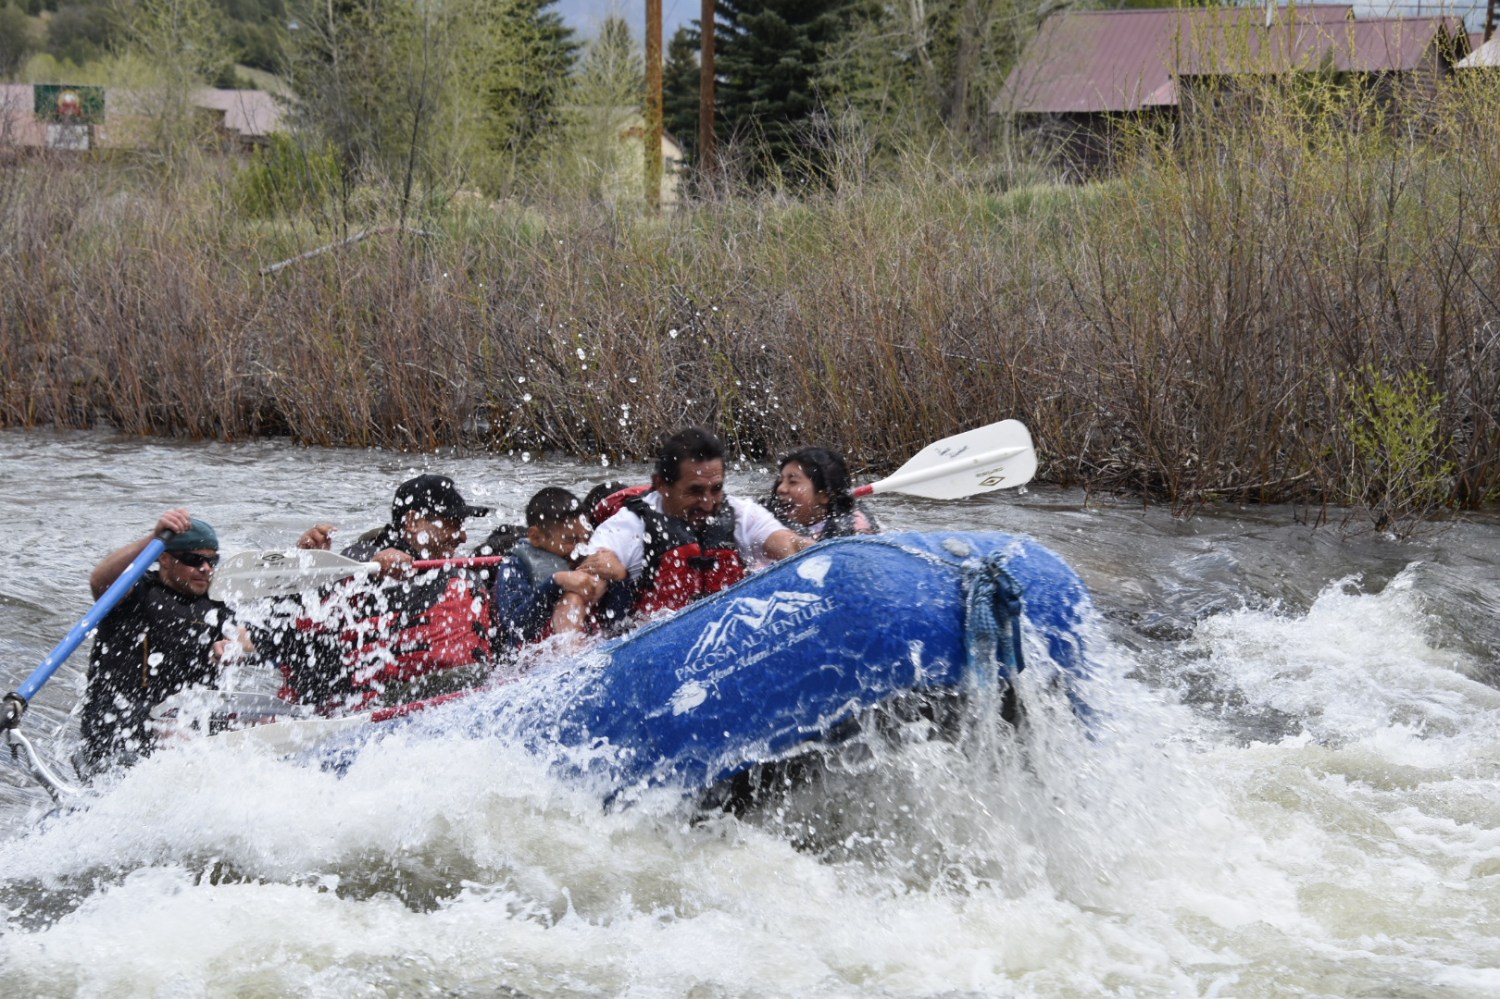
[{"xmin": 767, "ymin": 447, "xmax": 881, "ymax": 541}]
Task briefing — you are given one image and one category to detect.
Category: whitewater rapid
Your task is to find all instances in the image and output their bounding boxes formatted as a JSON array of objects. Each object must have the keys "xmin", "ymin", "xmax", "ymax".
[{"xmin": 1, "ymin": 429, "xmax": 1497, "ymax": 997}]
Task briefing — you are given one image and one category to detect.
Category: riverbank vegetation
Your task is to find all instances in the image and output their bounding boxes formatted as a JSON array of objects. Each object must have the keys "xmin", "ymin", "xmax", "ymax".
[{"xmin": 2, "ymin": 51, "xmax": 1498, "ymax": 535}]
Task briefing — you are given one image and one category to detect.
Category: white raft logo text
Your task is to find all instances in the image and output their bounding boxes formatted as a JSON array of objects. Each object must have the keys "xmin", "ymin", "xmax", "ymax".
[{"xmin": 669, "ymin": 560, "xmax": 838, "ymax": 714}]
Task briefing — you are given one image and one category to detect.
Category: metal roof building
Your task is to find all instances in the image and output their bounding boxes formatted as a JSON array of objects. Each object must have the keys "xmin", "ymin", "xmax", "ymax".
[{"xmin": 996, "ymin": 6, "xmax": 1465, "ymax": 116}]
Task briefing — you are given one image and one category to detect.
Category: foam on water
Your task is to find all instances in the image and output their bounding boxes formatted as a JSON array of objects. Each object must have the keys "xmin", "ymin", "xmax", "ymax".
[
  {"xmin": 0, "ymin": 612, "xmax": 1332, "ymax": 997},
  {"xmin": 3, "ymin": 432, "xmax": 1499, "ymax": 997}
]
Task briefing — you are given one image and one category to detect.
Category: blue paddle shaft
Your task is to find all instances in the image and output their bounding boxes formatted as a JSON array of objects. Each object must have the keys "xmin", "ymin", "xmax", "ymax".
[{"xmin": 14, "ymin": 537, "xmax": 168, "ymax": 703}]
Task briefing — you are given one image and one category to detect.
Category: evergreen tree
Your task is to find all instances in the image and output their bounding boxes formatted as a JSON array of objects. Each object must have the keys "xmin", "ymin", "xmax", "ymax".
[
  {"xmin": 661, "ymin": 23, "xmax": 700, "ymax": 164},
  {"xmin": 472, "ymin": 0, "xmax": 578, "ymax": 188},
  {"xmin": 713, "ymin": 0, "xmax": 854, "ymax": 180}
]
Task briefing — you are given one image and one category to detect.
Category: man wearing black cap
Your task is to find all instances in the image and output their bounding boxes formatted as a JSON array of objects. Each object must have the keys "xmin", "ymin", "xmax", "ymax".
[
  {"xmin": 80, "ymin": 508, "xmax": 253, "ymax": 770},
  {"xmin": 297, "ymin": 473, "xmax": 492, "ymax": 576},
  {"xmin": 288, "ymin": 475, "xmax": 495, "ymax": 710}
]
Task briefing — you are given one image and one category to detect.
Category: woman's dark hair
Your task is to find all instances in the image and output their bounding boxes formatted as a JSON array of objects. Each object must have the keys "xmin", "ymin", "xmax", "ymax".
[{"xmin": 770, "ymin": 447, "xmax": 861, "ymax": 537}]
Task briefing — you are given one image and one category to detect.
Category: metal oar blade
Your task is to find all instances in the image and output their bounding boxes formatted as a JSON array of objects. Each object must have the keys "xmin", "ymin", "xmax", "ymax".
[{"xmin": 210, "ymin": 550, "xmax": 377, "ymax": 602}]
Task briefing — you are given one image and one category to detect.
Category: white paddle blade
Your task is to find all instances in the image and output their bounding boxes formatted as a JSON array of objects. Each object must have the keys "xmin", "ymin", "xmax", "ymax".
[
  {"xmin": 209, "ymin": 712, "xmax": 375, "ymax": 755},
  {"xmin": 867, "ymin": 419, "xmax": 1037, "ymax": 499},
  {"xmin": 210, "ymin": 549, "xmax": 377, "ymax": 602},
  {"xmin": 150, "ymin": 689, "xmax": 313, "ymax": 724}
]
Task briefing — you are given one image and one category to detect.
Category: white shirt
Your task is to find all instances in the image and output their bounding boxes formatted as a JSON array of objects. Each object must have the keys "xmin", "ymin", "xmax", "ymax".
[{"xmin": 582, "ymin": 492, "xmax": 787, "ymax": 580}]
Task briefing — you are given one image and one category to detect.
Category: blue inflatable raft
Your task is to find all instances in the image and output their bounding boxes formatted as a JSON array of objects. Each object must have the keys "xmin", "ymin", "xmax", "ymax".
[{"xmin": 312, "ymin": 531, "xmax": 1096, "ymax": 804}]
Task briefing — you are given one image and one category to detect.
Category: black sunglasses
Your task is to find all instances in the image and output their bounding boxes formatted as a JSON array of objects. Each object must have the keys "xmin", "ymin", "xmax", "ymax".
[{"xmin": 170, "ymin": 551, "xmax": 220, "ymax": 569}]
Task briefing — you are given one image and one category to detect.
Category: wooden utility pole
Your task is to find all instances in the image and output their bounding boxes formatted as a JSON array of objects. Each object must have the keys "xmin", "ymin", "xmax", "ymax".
[
  {"xmin": 646, "ymin": 0, "xmax": 663, "ymax": 211},
  {"xmin": 699, "ymin": 0, "xmax": 716, "ymax": 181},
  {"xmin": 1487, "ymin": 0, "xmax": 1497, "ymax": 41}
]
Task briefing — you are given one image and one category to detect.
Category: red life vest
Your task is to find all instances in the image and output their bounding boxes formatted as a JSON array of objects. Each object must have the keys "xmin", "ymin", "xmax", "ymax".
[
  {"xmin": 591, "ymin": 483, "xmax": 651, "ymax": 527},
  {"xmin": 626, "ymin": 497, "xmax": 747, "ymax": 616},
  {"xmin": 281, "ymin": 569, "xmax": 492, "ymax": 712}
]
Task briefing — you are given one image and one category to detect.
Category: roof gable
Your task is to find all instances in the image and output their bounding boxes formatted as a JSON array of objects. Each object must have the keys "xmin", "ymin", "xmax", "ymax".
[{"xmin": 996, "ymin": 6, "xmax": 1463, "ymax": 115}]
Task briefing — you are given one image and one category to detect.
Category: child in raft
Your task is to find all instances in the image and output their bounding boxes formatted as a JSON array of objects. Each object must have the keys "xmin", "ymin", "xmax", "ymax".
[{"xmin": 491, "ymin": 487, "xmax": 629, "ymax": 648}]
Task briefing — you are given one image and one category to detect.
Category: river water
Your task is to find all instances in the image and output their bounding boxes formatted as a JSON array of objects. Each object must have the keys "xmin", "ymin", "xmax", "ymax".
[{"xmin": 1, "ymin": 428, "xmax": 1498, "ymax": 997}]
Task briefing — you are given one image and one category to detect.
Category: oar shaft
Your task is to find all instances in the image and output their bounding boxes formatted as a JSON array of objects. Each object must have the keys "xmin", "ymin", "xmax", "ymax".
[
  {"xmin": 12, "ymin": 536, "xmax": 167, "ymax": 706},
  {"xmin": 310, "ymin": 554, "xmax": 508, "ymax": 576},
  {"xmin": 855, "ymin": 444, "xmax": 1028, "ymax": 498},
  {"xmin": 413, "ymin": 556, "xmax": 505, "ymax": 570}
]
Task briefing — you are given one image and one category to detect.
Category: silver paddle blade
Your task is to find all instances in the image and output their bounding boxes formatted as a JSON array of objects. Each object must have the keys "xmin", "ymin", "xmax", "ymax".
[{"xmin": 210, "ymin": 549, "xmax": 376, "ymax": 602}]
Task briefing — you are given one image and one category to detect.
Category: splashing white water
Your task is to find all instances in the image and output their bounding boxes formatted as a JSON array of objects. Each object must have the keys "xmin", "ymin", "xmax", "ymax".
[
  {"xmin": 2, "ymin": 434, "xmax": 1499, "ymax": 997},
  {"xmin": 1, "ymin": 594, "xmax": 1446, "ymax": 999}
]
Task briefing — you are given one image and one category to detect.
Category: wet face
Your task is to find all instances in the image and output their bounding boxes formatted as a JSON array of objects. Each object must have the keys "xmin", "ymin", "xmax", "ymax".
[
  {"xmin": 775, "ymin": 461, "xmax": 829, "ymax": 527},
  {"xmin": 160, "ymin": 549, "xmax": 218, "ymax": 597},
  {"xmin": 403, "ymin": 510, "xmax": 467, "ymax": 559},
  {"xmin": 530, "ymin": 516, "xmax": 590, "ymax": 562},
  {"xmin": 656, "ymin": 458, "xmax": 725, "ymax": 528}
]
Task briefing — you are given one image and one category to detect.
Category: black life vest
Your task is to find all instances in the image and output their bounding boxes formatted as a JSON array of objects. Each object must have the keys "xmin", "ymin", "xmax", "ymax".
[
  {"xmin": 625, "ymin": 497, "xmax": 746, "ymax": 615},
  {"xmin": 81, "ymin": 572, "xmax": 227, "ymax": 765}
]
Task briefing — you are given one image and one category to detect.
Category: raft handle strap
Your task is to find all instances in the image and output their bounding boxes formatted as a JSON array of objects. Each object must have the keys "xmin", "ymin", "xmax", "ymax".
[{"xmin": 962, "ymin": 554, "xmax": 1026, "ymax": 688}]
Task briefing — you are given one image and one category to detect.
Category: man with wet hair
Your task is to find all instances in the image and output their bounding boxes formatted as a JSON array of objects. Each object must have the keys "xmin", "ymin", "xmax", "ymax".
[
  {"xmin": 577, "ymin": 427, "xmax": 810, "ymax": 618},
  {"xmin": 80, "ymin": 508, "xmax": 253, "ymax": 769}
]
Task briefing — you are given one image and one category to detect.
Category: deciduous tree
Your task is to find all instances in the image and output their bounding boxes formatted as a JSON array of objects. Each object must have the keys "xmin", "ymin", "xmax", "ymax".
[
  {"xmin": 283, "ymin": 0, "xmax": 577, "ymax": 205},
  {"xmin": 553, "ymin": 14, "xmax": 642, "ymax": 204},
  {"xmin": 45, "ymin": 2, "xmax": 117, "ymax": 65},
  {"xmin": 120, "ymin": 0, "xmax": 232, "ymax": 162},
  {"xmin": 819, "ymin": 0, "xmax": 1041, "ymax": 159},
  {"xmin": 0, "ymin": 2, "xmax": 35, "ymax": 78}
]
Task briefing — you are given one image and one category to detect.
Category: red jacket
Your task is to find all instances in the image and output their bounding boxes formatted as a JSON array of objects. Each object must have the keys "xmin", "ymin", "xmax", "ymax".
[{"xmin": 625, "ymin": 497, "xmax": 747, "ymax": 616}]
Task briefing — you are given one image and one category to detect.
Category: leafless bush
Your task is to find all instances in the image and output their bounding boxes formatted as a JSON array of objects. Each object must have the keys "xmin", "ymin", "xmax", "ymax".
[{"xmin": 1, "ymin": 73, "xmax": 1497, "ymax": 522}]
